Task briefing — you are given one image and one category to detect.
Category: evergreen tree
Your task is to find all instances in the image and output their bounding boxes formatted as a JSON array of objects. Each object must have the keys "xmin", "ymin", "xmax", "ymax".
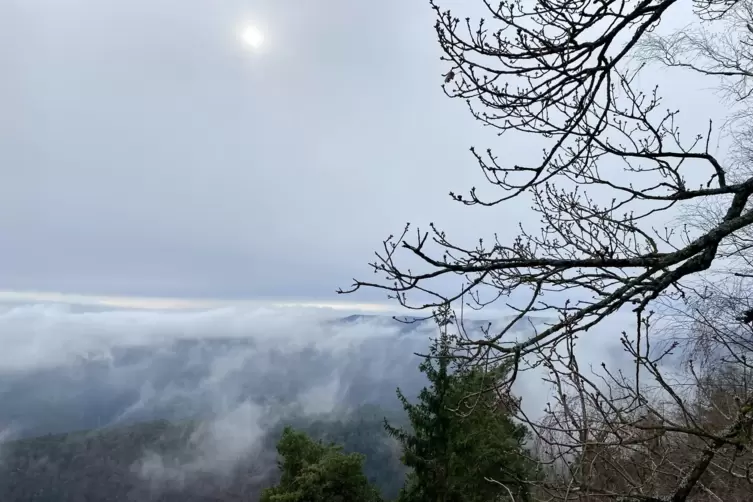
[
  {"xmin": 385, "ymin": 317, "xmax": 454, "ymax": 502},
  {"xmin": 261, "ymin": 426, "xmax": 382, "ymax": 502},
  {"xmin": 386, "ymin": 308, "xmax": 536, "ymax": 502}
]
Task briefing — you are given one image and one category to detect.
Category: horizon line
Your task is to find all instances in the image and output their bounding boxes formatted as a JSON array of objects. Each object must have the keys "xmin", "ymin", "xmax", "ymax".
[{"xmin": 0, "ymin": 290, "xmax": 398, "ymax": 313}]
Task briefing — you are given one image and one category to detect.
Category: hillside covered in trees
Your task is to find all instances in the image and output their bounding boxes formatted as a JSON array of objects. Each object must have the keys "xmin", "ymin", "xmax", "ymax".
[
  {"xmin": 0, "ymin": 406, "xmax": 407, "ymax": 502},
  {"xmin": 0, "ymin": 330, "xmax": 538, "ymax": 502}
]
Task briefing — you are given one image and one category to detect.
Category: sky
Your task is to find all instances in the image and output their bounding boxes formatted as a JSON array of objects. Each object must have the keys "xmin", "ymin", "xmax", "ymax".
[
  {"xmin": 0, "ymin": 0, "xmax": 728, "ymax": 308},
  {"xmin": 1, "ymin": 0, "xmax": 493, "ymax": 306}
]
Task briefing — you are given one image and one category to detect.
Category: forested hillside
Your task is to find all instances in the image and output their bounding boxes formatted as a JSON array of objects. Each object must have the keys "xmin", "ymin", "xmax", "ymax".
[
  {"xmin": 0, "ymin": 406, "xmax": 407, "ymax": 501},
  {"xmin": 0, "ymin": 330, "xmax": 540, "ymax": 502}
]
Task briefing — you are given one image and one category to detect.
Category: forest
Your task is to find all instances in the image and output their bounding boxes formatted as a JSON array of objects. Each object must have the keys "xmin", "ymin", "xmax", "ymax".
[
  {"xmin": 0, "ymin": 331, "xmax": 533, "ymax": 502},
  {"xmin": 0, "ymin": 405, "xmax": 407, "ymax": 501}
]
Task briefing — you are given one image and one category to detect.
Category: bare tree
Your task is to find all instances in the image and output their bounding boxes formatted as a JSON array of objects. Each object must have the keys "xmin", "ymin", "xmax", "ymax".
[
  {"xmin": 639, "ymin": 0, "xmax": 753, "ymax": 284},
  {"xmin": 341, "ymin": 0, "xmax": 753, "ymax": 361},
  {"xmin": 339, "ymin": 0, "xmax": 753, "ymax": 500},
  {"xmin": 516, "ymin": 305, "xmax": 753, "ymax": 501}
]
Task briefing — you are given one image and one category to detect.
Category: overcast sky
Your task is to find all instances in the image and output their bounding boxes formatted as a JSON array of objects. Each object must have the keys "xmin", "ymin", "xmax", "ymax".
[
  {"xmin": 0, "ymin": 0, "xmax": 725, "ymax": 306},
  {"xmin": 0, "ymin": 1, "xmax": 723, "ymax": 457}
]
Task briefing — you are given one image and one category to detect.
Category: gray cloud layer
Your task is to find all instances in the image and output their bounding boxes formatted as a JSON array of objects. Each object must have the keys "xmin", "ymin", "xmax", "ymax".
[
  {"xmin": 0, "ymin": 300, "xmax": 645, "ymax": 485},
  {"xmin": 1, "ymin": 0, "xmax": 725, "ymax": 304},
  {"xmin": 0, "ymin": 301, "xmax": 630, "ymax": 428},
  {"xmin": 1, "ymin": 0, "xmax": 497, "ymax": 300}
]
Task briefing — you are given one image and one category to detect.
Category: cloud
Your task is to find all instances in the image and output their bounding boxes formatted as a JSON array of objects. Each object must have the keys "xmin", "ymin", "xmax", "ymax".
[
  {"xmin": 0, "ymin": 426, "xmax": 14, "ymax": 464},
  {"xmin": 5, "ymin": 305, "xmax": 669, "ymax": 488},
  {"xmin": 0, "ymin": 301, "xmax": 631, "ymax": 423},
  {"xmin": 0, "ymin": 298, "xmax": 652, "ymax": 494},
  {"xmin": 0, "ymin": 0, "xmax": 728, "ymax": 305},
  {"xmin": 0, "ymin": 302, "xmax": 400, "ymax": 373},
  {"xmin": 134, "ymin": 400, "xmax": 274, "ymax": 488},
  {"xmin": 0, "ymin": 303, "xmax": 439, "ymax": 440},
  {"xmin": 0, "ymin": 0, "xmax": 495, "ymax": 301},
  {"xmin": 0, "ymin": 301, "xmax": 438, "ymax": 483},
  {"xmin": 0, "ymin": 290, "xmax": 398, "ymax": 313}
]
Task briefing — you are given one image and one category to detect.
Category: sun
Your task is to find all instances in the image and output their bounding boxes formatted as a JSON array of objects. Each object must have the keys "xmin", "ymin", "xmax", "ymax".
[{"xmin": 240, "ymin": 25, "xmax": 265, "ymax": 50}]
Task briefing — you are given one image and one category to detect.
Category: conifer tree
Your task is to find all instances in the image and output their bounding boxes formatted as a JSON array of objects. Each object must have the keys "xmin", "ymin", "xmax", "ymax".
[
  {"xmin": 261, "ymin": 426, "xmax": 382, "ymax": 502},
  {"xmin": 386, "ymin": 307, "xmax": 536, "ymax": 502}
]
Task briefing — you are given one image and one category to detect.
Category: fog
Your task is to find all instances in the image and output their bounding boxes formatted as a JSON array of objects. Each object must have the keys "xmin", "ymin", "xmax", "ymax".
[
  {"xmin": 134, "ymin": 402, "xmax": 274, "ymax": 489},
  {"xmin": 0, "ymin": 298, "xmax": 655, "ymax": 501},
  {"xmin": 0, "ymin": 300, "xmax": 631, "ymax": 417}
]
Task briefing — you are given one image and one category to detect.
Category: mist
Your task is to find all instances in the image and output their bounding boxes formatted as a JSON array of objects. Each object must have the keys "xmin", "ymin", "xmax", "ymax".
[
  {"xmin": 0, "ymin": 299, "xmax": 636, "ymax": 500},
  {"xmin": 0, "ymin": 301, "xmax": 630, "ymax": 425}
]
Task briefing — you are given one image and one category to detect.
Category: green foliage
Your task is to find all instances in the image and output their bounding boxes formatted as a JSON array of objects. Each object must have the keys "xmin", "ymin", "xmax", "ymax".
[
  {"xmin": 293, "ymin": 405, "xmax": 407, "ymax": 499},
  {"xmin": 261, "ymin": 426, "xmax": 383, "ymax": 502},
  {"xmin": 386, "ymin": 315, "xmax": 537, "ymax": 502}
]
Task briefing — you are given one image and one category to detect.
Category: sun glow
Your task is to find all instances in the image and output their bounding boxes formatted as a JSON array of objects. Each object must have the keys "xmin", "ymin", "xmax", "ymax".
[{"xmin": 240, "ymin": 24, "xmax": 265, "ymax": 50}]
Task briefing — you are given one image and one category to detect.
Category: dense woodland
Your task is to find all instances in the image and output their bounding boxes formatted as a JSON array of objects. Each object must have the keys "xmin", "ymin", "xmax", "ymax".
[{"xmin": 0, "ymin": 406, "xmax": 406, "ymax": 501}]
